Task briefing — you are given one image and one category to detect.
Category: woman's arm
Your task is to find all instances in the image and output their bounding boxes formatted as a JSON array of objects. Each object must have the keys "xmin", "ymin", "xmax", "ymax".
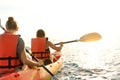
[
  {"xmin": 21, "ymin": 50, "xmax": 38, "ymax": 67},
  {"xmin": 47, "ymin": 41, "xmax": 63, "ymax": 51}
]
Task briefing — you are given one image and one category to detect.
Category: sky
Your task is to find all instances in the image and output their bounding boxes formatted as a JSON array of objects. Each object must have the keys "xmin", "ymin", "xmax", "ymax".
[{"xmin": 0, "ymin": 0, "xmax": 120, "ymax": 47}]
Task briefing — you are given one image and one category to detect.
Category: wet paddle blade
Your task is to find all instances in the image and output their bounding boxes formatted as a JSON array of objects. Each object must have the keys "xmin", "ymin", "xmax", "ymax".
[{"xmin": 79, "ymin": 32, "xmax": 102, "ymax": 42}]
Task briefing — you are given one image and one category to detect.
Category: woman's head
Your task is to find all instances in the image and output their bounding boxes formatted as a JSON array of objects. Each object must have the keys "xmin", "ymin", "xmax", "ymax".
[
  {"xmin": 36, "ymin": 29, "xmax": 45, "ymax": 37},
  {"xmin": 6, "ymin": 17, "xmax": 18, "ymax": 31}
]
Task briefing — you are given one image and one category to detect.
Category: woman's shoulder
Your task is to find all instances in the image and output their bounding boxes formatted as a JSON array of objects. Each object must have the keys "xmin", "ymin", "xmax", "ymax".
[{"xmin": 18, "ymin": 36, "xmax": 24, "ymax": 44}]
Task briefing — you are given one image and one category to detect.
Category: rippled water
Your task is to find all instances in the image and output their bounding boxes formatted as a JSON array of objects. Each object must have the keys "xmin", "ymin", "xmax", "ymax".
[{"xmin": 54, "ymin": 43, "xmax": 120, "ymax": 80}]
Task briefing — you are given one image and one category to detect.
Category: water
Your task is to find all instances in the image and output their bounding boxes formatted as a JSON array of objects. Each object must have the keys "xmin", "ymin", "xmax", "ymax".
[{"xmin": 54, "ymin": 43, "xmax": 120, "ymax": 80}]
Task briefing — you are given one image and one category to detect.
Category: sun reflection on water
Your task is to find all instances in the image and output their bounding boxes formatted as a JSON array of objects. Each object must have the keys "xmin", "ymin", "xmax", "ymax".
[{"xmin": 78, "ymin": 38, "xmax": 114, "ymax": 69}]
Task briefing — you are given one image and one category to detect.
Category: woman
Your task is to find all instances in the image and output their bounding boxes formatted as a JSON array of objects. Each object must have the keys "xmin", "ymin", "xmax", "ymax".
[
  {"xmin": 31, "ymin": 29, "xmax": 63, "ymax": 65},
  {"xmin": 0, "ymin": 17, "xmax": 43, "ymax": 76}
]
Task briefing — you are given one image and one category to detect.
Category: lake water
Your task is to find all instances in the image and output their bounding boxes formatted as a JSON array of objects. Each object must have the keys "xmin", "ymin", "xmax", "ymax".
[{"xmin": 53, "ymin": 42, "xmax": 120, "ymax": 80}]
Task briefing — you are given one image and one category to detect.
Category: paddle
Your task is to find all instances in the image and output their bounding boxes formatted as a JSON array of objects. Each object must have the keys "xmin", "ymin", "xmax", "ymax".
[
  {"xmin": 0, "ymin": 20, "xmax": 58, "ymax": 80},
  {"xmin": 55, "ymin": 32, "xmax": 102, "ymax": 45}
]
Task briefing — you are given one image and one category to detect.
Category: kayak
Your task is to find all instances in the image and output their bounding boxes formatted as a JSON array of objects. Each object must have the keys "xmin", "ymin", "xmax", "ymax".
[{"xmin": 0, "ymin": 51, "xmax": 64, "ymax": 80}]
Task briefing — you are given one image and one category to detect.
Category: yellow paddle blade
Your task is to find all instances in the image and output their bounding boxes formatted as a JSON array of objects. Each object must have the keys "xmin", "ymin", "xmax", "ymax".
[{"xmin": 79, "ymin": 32, "xmax": 102, "ymax": 42}]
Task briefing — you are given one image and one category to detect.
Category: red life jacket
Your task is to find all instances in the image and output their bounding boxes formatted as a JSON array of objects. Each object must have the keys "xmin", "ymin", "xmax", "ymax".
[
  {"xmin": 0, "ymin": 32, "xmax": 21, "ymax": 74},
  {"xmin": 31, "ymin": 38, "xmax": 50, "ymax": 60}
]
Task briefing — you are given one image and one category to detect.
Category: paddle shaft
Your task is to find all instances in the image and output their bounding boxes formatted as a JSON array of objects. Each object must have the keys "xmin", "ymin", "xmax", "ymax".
[
  {"xmin": 0, "ymin": 19, "xmax": 6, "ymax": 32},
  {"xmin": 55, "ymin": 40, "xmax": 78, "ymax": 45},
  {"xmin": 25, "ymin": 49, "xmax": 55, "ymax": 77}
]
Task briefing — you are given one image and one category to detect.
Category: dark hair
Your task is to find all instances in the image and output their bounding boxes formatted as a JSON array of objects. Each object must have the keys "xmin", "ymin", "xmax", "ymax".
[
  {"xmin": 6, "ymin": 17, "xmax": 18, "ymax": 30},
  {"xmin": 36, "ymin": 29, "xmax": 45, "ymax": 37}
]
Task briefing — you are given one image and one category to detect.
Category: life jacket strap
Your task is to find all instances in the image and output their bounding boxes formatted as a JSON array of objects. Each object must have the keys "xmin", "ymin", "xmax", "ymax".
[
  {"xmin": 32, "ymin": 52, "xmax": 50, "ymax": 59},
  {"xmin": 0, "ymin": 56, "xmax": 21, "ymax": 69}
]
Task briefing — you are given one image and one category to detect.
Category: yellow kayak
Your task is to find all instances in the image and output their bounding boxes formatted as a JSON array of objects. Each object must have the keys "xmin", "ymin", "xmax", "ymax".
[{"xmin": 0, "ymin": 51, "xmax": 64, "ymax": 80}]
